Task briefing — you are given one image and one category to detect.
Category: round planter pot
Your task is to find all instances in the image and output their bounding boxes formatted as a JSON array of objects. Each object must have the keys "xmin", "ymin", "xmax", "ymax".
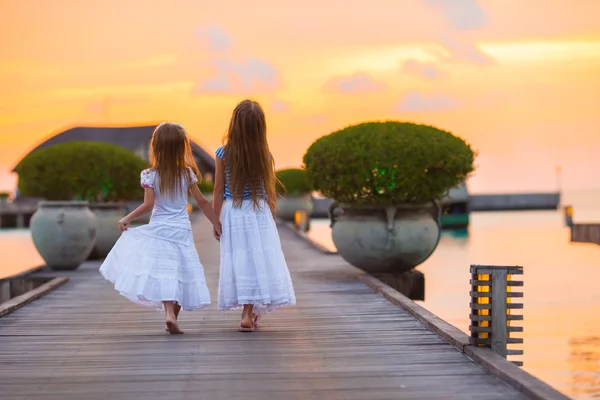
[
  {"xmin": 30, "ymin": 201, "xmax": 98, "ymax": 271},
  {"xmin": 331, "ymin": 203, "xmax": 441, "ymax": 274},
  {"xmin": 88, "ymin": 203, "xmax": 129, "ymax": 259},
  {"xmin": 277, "ymin": 194, "xmax": 313, "ymax": 221}
]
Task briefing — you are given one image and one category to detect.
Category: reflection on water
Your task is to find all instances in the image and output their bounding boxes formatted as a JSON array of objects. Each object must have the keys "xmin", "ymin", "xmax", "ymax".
[
  {"xmin": 569, "ymin": 337, "xmax": 600, "ymax": 397},
  {"xmin": 0, "ymin": 229, "xmax": 43, "ymax": 280},
  {"xmin": 307, "ymin": 192, "xmax": 600, "ymax": 399},
  {"xmin": 445, "ymin": 228, "xmax": 469, "ymax": 240}
]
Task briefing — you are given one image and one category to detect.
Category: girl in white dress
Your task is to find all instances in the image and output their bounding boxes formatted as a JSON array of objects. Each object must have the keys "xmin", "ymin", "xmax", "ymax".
[
  {"xmin": 213, "ymin": 99, "xmax": 296, "ymax": 332},
  {"xmin": 100, "ymin": 122, "xmax": 222, "ymax": 334}
]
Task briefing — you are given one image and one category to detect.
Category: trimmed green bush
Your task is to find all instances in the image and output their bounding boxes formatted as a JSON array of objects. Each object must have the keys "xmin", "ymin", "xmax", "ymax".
[
  {"xmin": 198, "ymin": 179, "xmax": 214, "ymax": 193},
  {"xmin": 303, "ymin": 121, "xmax": 475, "ymax": 205},
  {"xmin": 0, "ymin": 192, "xmax": 10, "ymax": 199},
  {"xmin": 276, "ymin": 168, "xmax": 312, "ymax": 196},
  {"xmin": 17, "ymin": 141, "xmax": 148, "ymax": 202}
]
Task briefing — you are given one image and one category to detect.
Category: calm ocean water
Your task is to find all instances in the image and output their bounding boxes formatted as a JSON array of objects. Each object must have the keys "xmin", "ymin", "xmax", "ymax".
[
  {"xmin": 1, "ymin": 190, "xmax": 599, "ymax": 398},
  {"xmin": 307, "ymin": 190, "xmax": 600, "ymax": 399}
]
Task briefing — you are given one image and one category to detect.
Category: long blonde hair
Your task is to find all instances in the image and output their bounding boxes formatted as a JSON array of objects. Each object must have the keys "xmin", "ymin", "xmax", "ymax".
[
  {"xmin": 149, "ymin": 122, "xmax": 200, "ymax": 198},
  {"xmin": 223, "ymin": 100, "xmax": 276, "ymax": 211}
]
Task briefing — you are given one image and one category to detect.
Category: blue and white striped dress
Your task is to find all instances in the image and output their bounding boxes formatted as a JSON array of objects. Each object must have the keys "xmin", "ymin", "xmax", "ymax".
[
  {"xmin": 215, "ymin": 145, "xmax": 267, "ymax": 201},
  {"xmin": 215, "ymin": 145, "xmax": 296, "ymax": 314}
]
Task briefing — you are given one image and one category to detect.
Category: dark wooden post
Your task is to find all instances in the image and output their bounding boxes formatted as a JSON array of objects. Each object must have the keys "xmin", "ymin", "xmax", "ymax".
[
  {"xmin": 0, "ymin": 280, "xmax": 10, "ymax": 304},
  {"xmin": 470, "ymin": 265, "xmax": 524, "ymax": 366},
  {"xmin": 294, "ymin": 210, "xmax": 310, "ymax": 232},
  {"xmin": 564, "ymin": 205, "xmax": 573, "ymax": 227}
]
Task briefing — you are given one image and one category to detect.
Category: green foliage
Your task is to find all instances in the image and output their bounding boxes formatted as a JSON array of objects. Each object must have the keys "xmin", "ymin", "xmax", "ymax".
[
  {"xmin": 276, "ymin": 168, "xmax": 312, "ymax": 196},
  {"xmin": 0, "ymin": 192, "xmax": 9, "ymax": 199},
  {"xmin": 198, "ymin": 179, "xmax": 214, "ymax": 193},
  {"xmin": 17, "ymin": 141, "xmax": 148, "ymax": 202},
  {"xmin": 303, "ymin": 121, "xmax": 475, "ymax": 205}
]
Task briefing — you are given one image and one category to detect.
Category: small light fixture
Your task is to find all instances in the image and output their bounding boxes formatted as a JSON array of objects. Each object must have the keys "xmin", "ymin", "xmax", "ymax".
[{"xmin": 294, "ymin": 210, "xmax": 309, "ymax": 232}]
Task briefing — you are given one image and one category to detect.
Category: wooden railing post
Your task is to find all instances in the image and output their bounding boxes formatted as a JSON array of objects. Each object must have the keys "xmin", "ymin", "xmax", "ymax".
[
  {"xmin": 470, "ymin": 265, "xmax": 524, "ymax": 366},
  {"xmin": 294, "ymin": 210, "xmax": 310, "ymax": 232},
  {"xmin": 564, "ymin": 205, "xmax": 574, "ymax": 227},
  {"xmin": 0, "ymin": 280, "xmax": 10, "ymax": 304}
]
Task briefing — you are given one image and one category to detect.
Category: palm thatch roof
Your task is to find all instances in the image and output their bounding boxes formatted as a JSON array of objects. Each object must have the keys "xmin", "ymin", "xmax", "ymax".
[{"xmin": 13, "ymin": 125, "xmax": 215, "ymax": 176}]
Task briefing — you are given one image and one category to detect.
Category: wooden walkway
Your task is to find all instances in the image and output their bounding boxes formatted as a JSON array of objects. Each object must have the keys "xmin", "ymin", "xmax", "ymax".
[{"xmin": 0, "ymin": 217, "xmax": 528, "ymax": 400}]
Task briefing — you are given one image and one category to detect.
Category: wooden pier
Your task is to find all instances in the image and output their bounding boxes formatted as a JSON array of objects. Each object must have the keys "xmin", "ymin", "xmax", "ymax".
[
  {"xmin": 0, "ymin": 204, "xmax": 36, "ymax": 228},
  {"xmin": 569, "ymin": 223, "xmax": 600, "ymax": 245},
  {"xmin": 564, "ymin": 205, "xmax": 600, "ymax": 245},
  {"xmin": 0, "ymin": 217, "xmax": 567, "ymax": 399},
  {"xmin": 311, "ymin": 192, "xmax": 561, "ymax": 218}
]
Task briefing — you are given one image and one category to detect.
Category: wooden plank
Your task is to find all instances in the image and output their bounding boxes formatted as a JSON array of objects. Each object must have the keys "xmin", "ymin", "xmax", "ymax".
[
  {"xmin": 465, "ymin": 346, "xmax": 570, "ymax": 400},
  {"xmin": 0, "ymin": 277, "xmax": 68, "ymax": 317},
  {"xmin": 470, "ymin": 302, "xmax": 523, "ymax": 310},
  {"xmin": 0, "ymin": 217, "xmax": 531, "ymax": 400}
]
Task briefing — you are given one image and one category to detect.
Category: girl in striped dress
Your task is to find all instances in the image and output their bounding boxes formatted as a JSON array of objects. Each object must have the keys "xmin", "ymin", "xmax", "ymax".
[{"xmin": 212, "ymin": 99, "xmax": 296, "ymax": 332}]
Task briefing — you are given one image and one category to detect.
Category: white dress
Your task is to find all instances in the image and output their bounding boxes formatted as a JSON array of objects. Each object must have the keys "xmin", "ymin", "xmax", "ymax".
[
  {"xmin": 216, "ymin": 147, "xmax": 296, "ymax": 314},
  {"xmin": 99, "ymin": 169, "xmax": 211, "ymax": 311}
]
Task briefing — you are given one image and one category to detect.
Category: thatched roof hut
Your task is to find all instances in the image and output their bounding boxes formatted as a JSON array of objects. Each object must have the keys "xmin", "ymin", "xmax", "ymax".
[{"xmin": 13, "ymin": 125, "xmax": 215, "ymax": 177}]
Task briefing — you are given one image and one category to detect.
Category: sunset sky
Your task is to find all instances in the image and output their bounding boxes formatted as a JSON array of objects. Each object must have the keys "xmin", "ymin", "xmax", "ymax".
[{"xmin": 1, "ymin": 0, "xmax": 599, "ymax": 193}]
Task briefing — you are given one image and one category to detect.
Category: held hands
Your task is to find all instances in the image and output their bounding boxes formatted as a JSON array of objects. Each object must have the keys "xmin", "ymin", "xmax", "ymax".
[
  {"xmin": 118, "ymin": 217, "xmax": 130, "ymax": 232},
  {"xmin": 213, "ymin": 222, "xmax": 222, "ymax": 241}
]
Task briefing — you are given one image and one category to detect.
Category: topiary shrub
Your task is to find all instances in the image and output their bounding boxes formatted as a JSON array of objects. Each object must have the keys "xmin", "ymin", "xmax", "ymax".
[
  {"xmin": 198, "ymin": 179, "xmax": 214, "ymax": 193},
  {"xmin": 17, "ymin": 141, "xmax": 148, "ymax": 202},
  {"xmin": 0, "ymin": 192, "xmax": 10, "ymax": 199},
  {"xmin": 276, "ymin": 168, "xmax": 312, "ymax": 196},
  {"xmin": 303, "ymin": 121, "xmax": 475, "ymax": 205}
]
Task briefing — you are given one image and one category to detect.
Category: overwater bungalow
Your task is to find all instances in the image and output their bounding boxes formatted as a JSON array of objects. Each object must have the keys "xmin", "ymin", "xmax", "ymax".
[
  {"xmin": 12, "ymin": 124, "xmax": 216, "ymax": 180},
  {"xmin": 439, "ymin": 184, "xmax": 470, "ymax": 229}
]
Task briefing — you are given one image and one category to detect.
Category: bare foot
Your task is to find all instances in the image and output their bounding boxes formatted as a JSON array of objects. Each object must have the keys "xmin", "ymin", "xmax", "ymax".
[
  {"xmin": 238, "ymin": 316, "xmax": 254, "ymax": 332},
  {"xmin": 239, "ymin": 304, "xmax": 255, "ymax": 332},
  {"xmin": 166, "ymin": 305, "xmax": 182, "ymax": 331},
  {"xmin": 165, "ymin": 318, "xmax": 184, "ymax": 334}
]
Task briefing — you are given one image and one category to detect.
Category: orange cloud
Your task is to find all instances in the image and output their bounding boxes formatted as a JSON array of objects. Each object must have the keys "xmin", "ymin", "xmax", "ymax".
[
  {"xmin": 402, "ymin": 59, "xmax": 447, "ymax": 79},
  {"xmin": 395, "ymin": 91, "xmax": 461, "ymax": 112},
  {"xmin": 423, "ymin": 0, "xmax": 487, "ymax": 30},
  {"xmin": 193, "ymin": 25, "xmax": 281, "ymax": 95},
  {"xmin": 324, "ymin": 72, "xmax": 385, "ymax": 94},
  {"xmin": 270, "ymin": 99, "xmax": 290, "ymax": 113},
  {"xmin": 435, "ymin": 37, "xmax": 496, "ymax": 65},
  {"xmin": 194, "ymin": 25, "xmax": 233, "ymax": 52}
]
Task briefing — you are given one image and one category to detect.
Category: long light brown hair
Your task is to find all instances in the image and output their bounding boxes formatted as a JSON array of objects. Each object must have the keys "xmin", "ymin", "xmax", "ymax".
[
  {"xmin": 223, "ymin": 100, "xmax": 276, "ymax": 211},
  {"xmin": 149, "ymin": 122, "xmax": 200, "ymax": 198}
]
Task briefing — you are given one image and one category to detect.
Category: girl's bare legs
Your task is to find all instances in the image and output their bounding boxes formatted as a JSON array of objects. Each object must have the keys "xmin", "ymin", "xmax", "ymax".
[
  {"xmin": 240, "ymin": 304, "xmax": 254, "ymax": 330},
  {"xmin": 165, "ymin": 303, "xmax": 182, "ymax": 331},
  {"xmin": 163, "ymin": 301, "xmax": 183, "ymax": 334}
]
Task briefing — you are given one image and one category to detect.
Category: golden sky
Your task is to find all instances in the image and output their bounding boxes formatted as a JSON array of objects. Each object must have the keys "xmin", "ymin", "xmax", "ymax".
[{"xmin": 1, "ymin": 0, "xmax": 599, "ymax": 193}]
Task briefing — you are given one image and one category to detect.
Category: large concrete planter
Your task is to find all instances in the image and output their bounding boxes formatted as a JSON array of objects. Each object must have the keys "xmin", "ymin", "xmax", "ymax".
[
  {"xmin": 330, "ymin": 203, "xmax": 441, "ymax": 274},
  {"xmin": 277, "ymin": 194, "xmax": 313, "ymax": 221},
  {"xmin": 30, "ymin": 201, "xmax": 97, "ymax": 271},
  {"xmin": 88, "ymin": 203, "xmax": 128, "ymax": 259}
]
